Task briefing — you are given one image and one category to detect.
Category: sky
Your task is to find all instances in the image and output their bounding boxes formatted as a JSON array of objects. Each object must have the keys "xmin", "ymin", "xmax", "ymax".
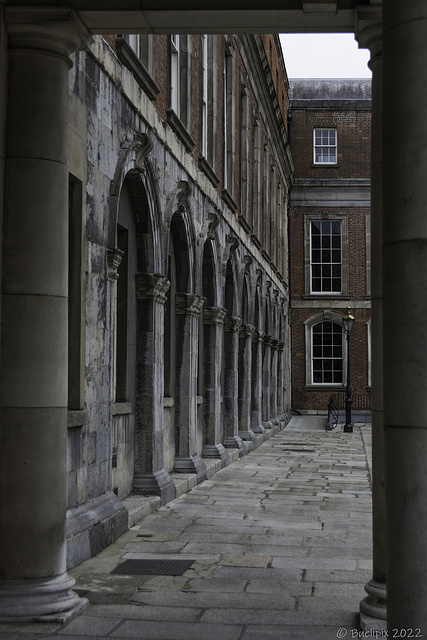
[{"xmin": 279, "ymin": 34, "xmax": 371, "ymax": 78}]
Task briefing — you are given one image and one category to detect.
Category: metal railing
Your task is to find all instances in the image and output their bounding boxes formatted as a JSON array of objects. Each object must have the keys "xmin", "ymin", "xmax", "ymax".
[
  {"xmin": 329, "ymin": 392, "xmax": 371, "ymax": 412},
  {"xmin": 326, "ymin": 392, "xmax": 371, "ymax": 431},
  {"xmin": 327, "ymin": 395, "xmax": 340, "ymax": 431}
]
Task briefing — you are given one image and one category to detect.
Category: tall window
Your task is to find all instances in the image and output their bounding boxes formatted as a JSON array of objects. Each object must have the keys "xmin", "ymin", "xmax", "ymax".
[
  {"xmin": 223, "ymin": 39, "xmax": 235, "ymax": 195},
  {"xmin": 170, "ymin": 35, "xmax": 180, "ymax": 114},
  {"xmin": 311, "ymin": 220, "xmax": 341, "ymax": 294},
  {"xmin": 201, "ymin": 35, "xmax": 208, "ymax": 158},
  {"xmin": 312, "ymin": 322, "xmax": 343, "ymax": 384},
  {"xmin": 314, "ymin": 128, "xmax": 337, "ymax": 164}
]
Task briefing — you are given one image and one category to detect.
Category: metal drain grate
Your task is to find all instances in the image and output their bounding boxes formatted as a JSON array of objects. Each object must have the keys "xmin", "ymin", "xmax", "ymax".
[{"xmin": 111, "ymin": 559, "xmax": 195, "ymax": 576}]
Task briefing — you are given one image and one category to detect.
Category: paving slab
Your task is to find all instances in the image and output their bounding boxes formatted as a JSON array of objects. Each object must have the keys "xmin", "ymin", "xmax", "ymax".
[{"xmin": 8, "ymin": 418, "xmax": 373, "ymax": 639}]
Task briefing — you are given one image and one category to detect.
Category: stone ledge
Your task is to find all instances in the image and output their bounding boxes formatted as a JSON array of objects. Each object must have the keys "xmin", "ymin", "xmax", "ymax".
[
  {"xmin": 123, "ymin": 494, "xmax": 162, "ymax": 528},
  {"xmin": 66, "ymin": 491, "xmax": 128, "ymax": 569}
]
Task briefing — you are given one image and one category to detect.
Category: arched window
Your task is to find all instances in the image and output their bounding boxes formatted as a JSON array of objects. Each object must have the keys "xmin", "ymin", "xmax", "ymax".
[{"xmin": 304, "ymin": 311, "xmax": 345, "ymax": 387}]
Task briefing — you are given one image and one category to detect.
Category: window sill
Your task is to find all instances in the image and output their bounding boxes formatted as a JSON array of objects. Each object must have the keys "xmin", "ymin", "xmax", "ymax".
[
  {"xmin": 303, "ymin": 294, "xmax": 350, "ymax": 300},
  {"xmin": 112, "ymin": 402, "xmax": 133, "ymax": 416},
  {"xmin": 251, "ymin": 233, "xmax": 262, "ymax": 250},
  {"xmin": 68, "ymin": 410, "xmax": 90, "ymax": 428},
  {"xmin": 198, "ymin": 155, "xmax": 220, "ymax": 188},
  {"xmin": 312, "ymin": 163, "xmax": 339, "ymax": 168},
  {"xmin": 166, "ymin": 109, "xmax": 195, "ymax": 153},
  {"xmin": 304, "ymin": 385, "xmax": 346, "ymax": 391},
  {"xmin": 238, "ymin": 214, "xmax": 252, "ymax": 234},
  {"xmin": 115, "ymin": 37, "xmax": 160, "ymax": 102},
  {"xmin": 221, "ymin": 189, "xmax": 238, "ymax": 213}
]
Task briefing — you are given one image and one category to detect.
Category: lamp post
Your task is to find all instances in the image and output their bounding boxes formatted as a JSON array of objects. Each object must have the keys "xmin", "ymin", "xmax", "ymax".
[{"xmin": 343, "ymin": 306, "xmax": 355, "ymax": 433}]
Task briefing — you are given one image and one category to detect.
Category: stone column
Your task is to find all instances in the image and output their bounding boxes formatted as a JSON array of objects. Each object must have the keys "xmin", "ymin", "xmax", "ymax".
[
  {"xmin": 173, "ymin": 293, "xmax": 207, "ymax": 481},
  {"xmin": 238, "ymin": 323, "xmax": 256, "ymax": 441},
  {"xmin": 223, "ymin": 315, "xmax": 244, "ymax": 452},
  {"xmin": 251, "ymin": 330, "xmax": 266, "ymax": 435},
  {"xmin": 355, "ymin": 7, "xmax": 387, "ymax": 631},
  {"xmin": 201, "ymin": 306, "xmax": 229, "ymax": 465},
  {"xmin": 276, "ymin": 340, "xmax": 285, "ymax": 421},
  {"xmin": 270, "ymin": 339, "xmax": 279, "ymax": 425},
  {"xmin": 262, "ymin": 335, "xmax": 274, "ymax": 430},
  {"xmin": 0, "ymin": 9, "xmax": 91, "ymax": 621},
  {"xmin": 382, "ymin": 3, "xmax": 427, "ymax": 631},
  {"xmin": 133, "ymin": 274, "xmax": 175, "ymax": 505}
]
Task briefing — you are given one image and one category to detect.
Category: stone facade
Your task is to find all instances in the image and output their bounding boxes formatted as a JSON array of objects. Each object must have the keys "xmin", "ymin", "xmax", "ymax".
[
  {"xmin": 64, "ymin": 34, "xmax": 292, "ymax": 569},
  {"xmin": 289, "ymin": 79, "xmax": 372, "ymax": 413}
]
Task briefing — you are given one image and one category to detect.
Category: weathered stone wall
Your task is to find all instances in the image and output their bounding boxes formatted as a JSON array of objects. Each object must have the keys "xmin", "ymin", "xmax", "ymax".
[{"xmin": 65, "ymin": 34, "xmax": 292, "ymax": 567}]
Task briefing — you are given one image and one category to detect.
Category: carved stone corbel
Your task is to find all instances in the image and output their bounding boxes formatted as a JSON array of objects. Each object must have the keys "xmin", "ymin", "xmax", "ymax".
[{"xmin": 106, "ymin": 248, "xmax": 124, "ymax": 281}]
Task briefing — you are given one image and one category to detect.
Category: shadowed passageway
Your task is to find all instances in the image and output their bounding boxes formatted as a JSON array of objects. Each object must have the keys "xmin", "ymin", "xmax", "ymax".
[{"xmin": 3, "ymin": 417, "xmax": 373, "ymax": 640}]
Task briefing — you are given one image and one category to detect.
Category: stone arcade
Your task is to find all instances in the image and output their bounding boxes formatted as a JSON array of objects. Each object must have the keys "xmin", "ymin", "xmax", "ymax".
[{"xmin": 0, "ymin": 0, "xmax": 425, "ymax": 634}]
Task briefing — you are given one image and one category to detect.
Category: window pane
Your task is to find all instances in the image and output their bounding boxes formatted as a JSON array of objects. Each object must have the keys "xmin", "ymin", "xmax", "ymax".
[
  {"xmin": 322, "ymin": 249, "xmax": 331, "ymax": 263},
  {"xmin": 312, "ymin": 249, "xmax": 321, "ymax": 264},
  {"xmin": 332, "ymin": 279, "xmax": 341, "ymax": 292},
  {"xmin": 312, "ymin": 265, "xmax": 321, "ymax": 278}
]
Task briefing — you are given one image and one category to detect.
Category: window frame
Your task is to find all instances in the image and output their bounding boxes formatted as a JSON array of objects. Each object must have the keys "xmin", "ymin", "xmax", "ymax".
[
  {"xmin": 311, "ymin": 321, "xmax": 343, "ymax": 385},
  {"xmin": 200, "ymin": 34, "xmax": 208, "ymax": 159},
  {"xmin": 310, "ymin": 219, "xmax": 342, "ymax": 295},
  {"xmin": 304, "ymin": 212, "xmax": 349, "ymax": 298},
  {"xmin": 170, "ymin": 34, "xmax": 180, "ymax": 115},
  {"xmin": 313, "ymin": 128, "xmax": 337, "ymax": 165},
  {"xmin": 304, "ymin": 310, "xmax": 347, "ymax": 388}
]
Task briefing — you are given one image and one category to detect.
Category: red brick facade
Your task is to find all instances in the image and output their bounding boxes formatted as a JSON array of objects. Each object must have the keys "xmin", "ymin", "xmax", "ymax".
[{"xmin": 289, "ymin": 80, "xmax": 371, "ymax": 413}]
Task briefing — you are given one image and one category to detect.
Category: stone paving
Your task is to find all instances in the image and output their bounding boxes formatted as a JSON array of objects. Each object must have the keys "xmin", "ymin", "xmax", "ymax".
[{"xmin": 1, "ymin": 416, "xmax": 373, "ymax": 640}]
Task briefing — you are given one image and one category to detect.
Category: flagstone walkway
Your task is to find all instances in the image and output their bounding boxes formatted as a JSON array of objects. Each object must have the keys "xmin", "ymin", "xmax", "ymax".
[{"xmin": 1, "ymin": 416, "xmax": 373, "ymax": 640}]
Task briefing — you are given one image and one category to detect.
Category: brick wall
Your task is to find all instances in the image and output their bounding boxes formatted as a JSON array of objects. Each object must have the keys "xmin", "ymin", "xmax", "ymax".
[
  {"xmin": 289, "ymin": 93, "xmax": 371, "ymax": 412},
  {"xmin": 290, "ymin": 108, "xmax": 370, "ymax": 179}
]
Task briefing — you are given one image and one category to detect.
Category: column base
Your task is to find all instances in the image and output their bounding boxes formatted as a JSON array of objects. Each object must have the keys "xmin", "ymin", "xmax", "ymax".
[
  {"xmin": 0, "ymin": 573, "xmax": 87, "ymax": 622},
  {"xmin": 238, "ymin": 429, "xmax": 256, "ymax": 441},
  {"xmin": 223, "ymin": 434, "xmax": 244, "ymax": 455},
  {"xmin": 263, "ymin": 420, "xmax": 279, "ymax": 436},
  {"xmin": 133, "ymin": 469, "xmax": 176, "ymax": 505},
  {"xmin": 251, "ymin": 423, "xmax": 266, "ymax": 435},
  {"xmin": 202, "ymin": 444, "xmax": 230, "ymax": 467},
  {"xmin": 174, "ymin": 455, "xmax": 207, "ymax": 482},
  {"xmin": 360, "ymin": 579, "xmax": 387, "ymax": 630}
]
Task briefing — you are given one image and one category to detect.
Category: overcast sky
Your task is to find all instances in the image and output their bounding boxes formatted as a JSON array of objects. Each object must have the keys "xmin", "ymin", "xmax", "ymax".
[{"xmin": 279, "ymin": 34, "xmax": 371, "ymax": 78}]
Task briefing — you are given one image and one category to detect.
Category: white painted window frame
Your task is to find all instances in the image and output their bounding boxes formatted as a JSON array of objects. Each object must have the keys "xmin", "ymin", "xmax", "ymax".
[
  {"xmin": 313, "ymin": 127, "xmax": 337, "ymax": 165},
  {"xmin": 304, "ymin": 310, "xmax": 347, "ymax": 388}
]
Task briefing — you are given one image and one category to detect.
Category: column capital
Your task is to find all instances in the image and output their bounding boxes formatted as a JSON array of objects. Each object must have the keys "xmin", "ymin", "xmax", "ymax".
[
  {"xmin": 354, "ymin": 5, "xmax": 382, "ymax": 60},
  {"xmin": 271, "ymin": 338, "xmax": 280, "ymax": 350},
  {"xmin": 252, "ymin": 329, "xmax": 265, "ymax": 343},
  {"xmin": 136, "ymin": 273, "xmax": 170, "ymax": 304},
  {"xmin": 224, "ymin": 315, "xmax": 242, "ymax": 333},
  {"xmin": 263, "ymin": 334, "xmax": 273, "ymax": 347},
  {"xmin": 176, "ymin": 293, "xmax": 206, "ymax": 317},
  {"xmin": 5, "ymin": 7, "xmax": 93, "ymax": 58},
  {"xmin": 239, "ymin": 323, "xmax": 255, "ymax": 339},
  {"xmin": 203, "ymin": 306, "xmax": 227, "ymax": 326}
]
